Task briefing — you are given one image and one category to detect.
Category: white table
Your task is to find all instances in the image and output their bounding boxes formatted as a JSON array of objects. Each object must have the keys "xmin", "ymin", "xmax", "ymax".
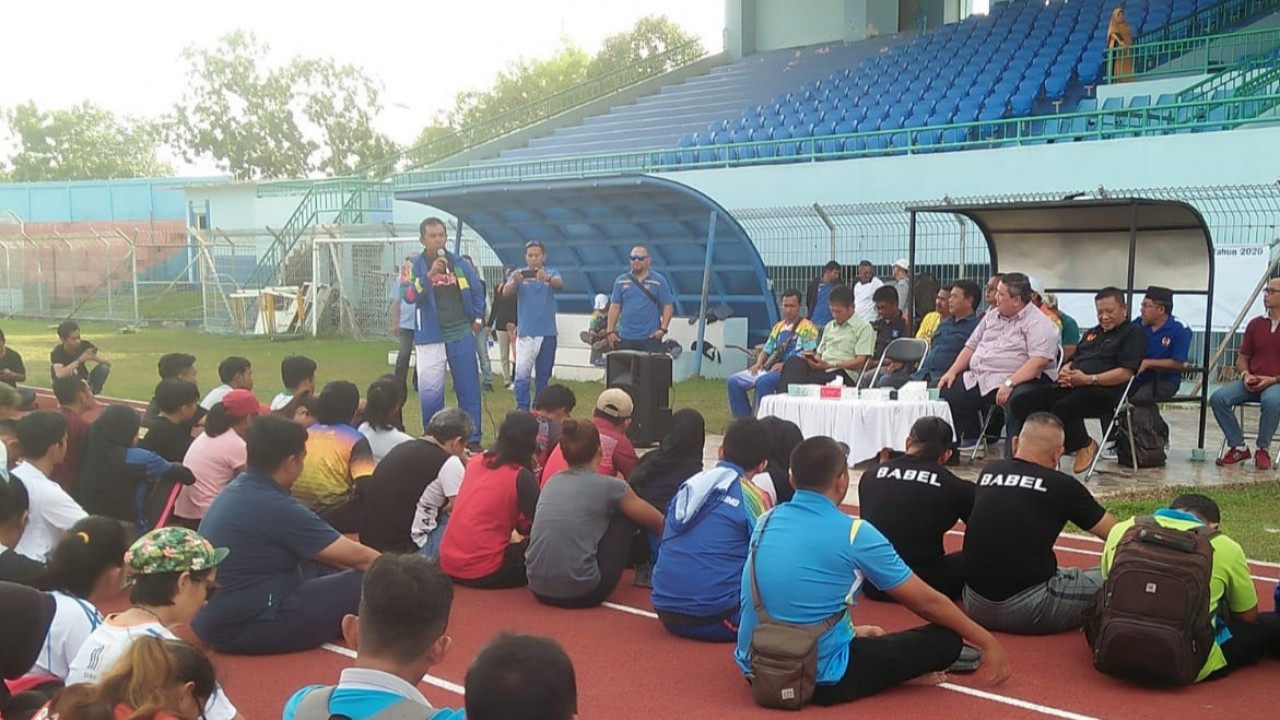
[{"xmin": 757, "ymin": 395, "xmax": 954, "ymax": 465}]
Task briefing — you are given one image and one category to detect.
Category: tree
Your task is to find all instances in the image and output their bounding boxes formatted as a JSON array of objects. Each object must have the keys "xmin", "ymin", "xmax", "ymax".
[
  {"xmin": 419, "ymin": 15, "xmax": 703, "ymax": 144},
  {"xmin": 170, "ymin": 31, "xmax": 398, "ymax": 180},
  {"xmin": 1, "ymin": 101, "xmax": 171, "ymax": 181},
  {"xmin": 588, "ymin": 15, "xmax": 705, "ymax": 76}
]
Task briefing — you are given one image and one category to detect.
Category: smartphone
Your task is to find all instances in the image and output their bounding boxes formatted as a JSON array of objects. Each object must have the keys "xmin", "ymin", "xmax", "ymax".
[{"xmin": 520, "ymin": 269, "xmax": 537, "ymax": 279}]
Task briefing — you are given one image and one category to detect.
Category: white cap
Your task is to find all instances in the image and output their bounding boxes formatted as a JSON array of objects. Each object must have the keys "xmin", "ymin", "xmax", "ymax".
[
  {"xmin": 892, "ymin": 258, "xmax": 910, "ymax": 271},
  {"xmin": 1027, "ymin": 275, "xmax": 1046, "ymax": 296},
  {"xmin": 593, "ymin": 293, "xmax": 609, "ymax": 311}
]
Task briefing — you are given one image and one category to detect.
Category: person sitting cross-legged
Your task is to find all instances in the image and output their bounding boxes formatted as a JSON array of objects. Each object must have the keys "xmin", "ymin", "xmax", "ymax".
[
  {"xmin": 735, "ymin": 436, "xmax": 1011, "ymax": 706},
  {"xmin": 727, "ymin": 290, "xmax": 819, "ymax": 418},
  {"xmin": 540, "ymin": 389, "xmax": 638, "ymax": 483},
  {"xmin": 963, "ymin": 412, "xmax": 1117, "ymax": 635},
  {"xmin": 858, "ymin": 417, "xmax": 973, "ymax": 601},
  {"xmin": 778, "ymin": 284, "xmax": 874, "ymax": 392},
  {"xmin": 651, "ymin": 418, "xmax": 774, "ymax": 642},
  {"xmin": 289, "ymin": 381, "xmax": 376, "ymax": 533},
  {"xmin": 527, "ymin": 419, "xmax": 665, "ymax": 608},
  {"xmin": 463, "ymin": 634, "xmax": 577, "ymax": 720},
  {"xmin": 1010, "ymin": 287, "xmax": 1147, "ymax": 474},
  {"xmin": 283, "ymin": 554, "xmax": 463, "ymax": 720},
  {"xmin": 1099, "ymin": 493, "xmax": 1280, "ymax": 682},
  {"xmin": 194, "ymin": 415, "xmax": 378, "ymax": 655},
  {"xmin": 1213, "ymin": 275, "xmax": 1280, "ymax": 470},
  {"xmin": 938, "ymin": 272, "xmax": 1059, "ymax": 456}
]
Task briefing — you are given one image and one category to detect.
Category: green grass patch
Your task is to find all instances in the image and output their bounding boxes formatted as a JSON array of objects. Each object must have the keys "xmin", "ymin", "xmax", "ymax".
[
  {"xmin": 0, "ymin": 318, "xmax": 737, "ymax": 440},
  {"xmin": 1099, "ymin": 483, "xmax": 1280, "ymax": 562}
]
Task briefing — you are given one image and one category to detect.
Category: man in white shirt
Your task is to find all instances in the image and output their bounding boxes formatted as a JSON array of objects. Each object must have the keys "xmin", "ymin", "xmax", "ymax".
[
  {"xmin": 11, "ymin": 412, "xmax": 85, "ymax": 562},
  {"xmin": 853, "ymin": 260, "xmax": 885, "ymax": 324},
  {"xmin": 282, "ymin": 554, "xmax": 461, "ymax": 720},
  {"xmin": 201, "ymin": 356, "xmax": 254, "ymax": 411}
]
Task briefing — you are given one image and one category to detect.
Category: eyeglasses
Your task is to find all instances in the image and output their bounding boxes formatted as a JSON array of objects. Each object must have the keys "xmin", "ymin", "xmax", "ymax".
[
  {"xmin": 629, "ymin": 255, "xmax": 648, "ymax": 261},
  {"xmin": 1264, "ymin": 288, "xmax": 1280, "ymax": 295}
]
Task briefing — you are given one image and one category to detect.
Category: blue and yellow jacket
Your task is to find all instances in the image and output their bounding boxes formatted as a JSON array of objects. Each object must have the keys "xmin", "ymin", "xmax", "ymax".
[{"xmin": 402, "ymin": 250, "xmax": 487, "ymax": 344}]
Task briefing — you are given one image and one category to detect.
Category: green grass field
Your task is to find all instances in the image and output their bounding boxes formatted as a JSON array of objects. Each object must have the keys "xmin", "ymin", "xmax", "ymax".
[
  {"xmin": 5, "ymin": 317, "xmax": 1278, "ymax": 562},
  {"xmin": 0, "ymin": 318, "xmax": 735, "ymax": 439}
]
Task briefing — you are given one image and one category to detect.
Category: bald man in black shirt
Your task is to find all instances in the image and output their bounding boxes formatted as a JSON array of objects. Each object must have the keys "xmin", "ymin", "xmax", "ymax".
[{"xmin": 963, "ymin": 412, "xmax": 1117, "ymax": 635}]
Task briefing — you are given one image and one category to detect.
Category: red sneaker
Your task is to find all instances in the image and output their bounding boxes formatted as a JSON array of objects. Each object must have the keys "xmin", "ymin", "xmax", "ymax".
[
  {"xmin": 1216, "ymin": 447, "xmax": 1252, "ymax": 466},
  {"xmin": 1256, "ymin": 448, "xmax": 1273, "ymax": 471}
]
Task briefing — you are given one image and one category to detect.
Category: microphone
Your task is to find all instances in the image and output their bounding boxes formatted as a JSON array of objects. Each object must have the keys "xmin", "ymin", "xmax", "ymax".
[{"xmin": 435, "ymin": 247, "xmax": 450, "ymax": 272}]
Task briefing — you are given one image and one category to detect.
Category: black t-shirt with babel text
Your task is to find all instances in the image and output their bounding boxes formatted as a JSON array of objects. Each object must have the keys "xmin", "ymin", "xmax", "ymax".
[
  {"xmin": 858, "ymin": 456, "xmax": 973, "ymax": 569},
  {"xmin": 962, "ymin": 458, "xmax": 1105, "ymax": 601}
]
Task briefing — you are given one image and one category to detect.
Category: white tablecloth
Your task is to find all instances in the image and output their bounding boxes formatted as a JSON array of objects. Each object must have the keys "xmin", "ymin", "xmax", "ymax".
[{"xmin": 757, "ymin": 395, "xmax": 954, "ymax": 465}]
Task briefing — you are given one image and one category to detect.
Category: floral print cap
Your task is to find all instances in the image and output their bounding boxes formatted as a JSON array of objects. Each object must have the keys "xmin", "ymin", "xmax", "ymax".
[{"xmin": 125, "ymin": 527, "xmax": 229, "ymax": 576}]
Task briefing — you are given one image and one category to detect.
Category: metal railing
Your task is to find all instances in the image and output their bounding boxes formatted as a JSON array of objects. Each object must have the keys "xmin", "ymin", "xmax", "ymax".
[
  {"xmin": 1108, "ymin": 25, "xmax": 1280, "ymax": 82},
  {"xmin": 1135, "ymin": 0, "xmax": 1280, "ymax": 46},
  {"xmin": 349, "ymin": 40, "xmax": 708, "ymax": 180},
  {"xmin": 393, "ymin": 91, "xmax": 1280, "ymax": 192}
]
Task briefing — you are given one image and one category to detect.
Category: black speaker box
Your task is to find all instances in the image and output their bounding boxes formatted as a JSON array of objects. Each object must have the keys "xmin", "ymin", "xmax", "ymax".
[{"xmin": 605, "ymin": 351, "xmax": 672, "ymax": 448}]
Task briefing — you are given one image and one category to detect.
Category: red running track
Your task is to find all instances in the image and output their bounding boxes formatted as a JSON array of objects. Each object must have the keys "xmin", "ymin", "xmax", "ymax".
[{"xmin": 202, "ymin": 521, "xmax": 1278, "ymax": 720}]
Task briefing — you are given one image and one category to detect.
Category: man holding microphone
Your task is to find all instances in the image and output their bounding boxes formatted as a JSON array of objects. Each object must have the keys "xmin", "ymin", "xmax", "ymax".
[{"xmin": 403, "ymin": 217, "xmax": 486, "ymax": 448}]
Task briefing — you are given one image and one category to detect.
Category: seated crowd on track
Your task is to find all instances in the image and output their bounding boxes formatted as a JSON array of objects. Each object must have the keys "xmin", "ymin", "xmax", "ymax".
[{"xmin": 1, "ymin": 237, "xmax": 1280, "ymax": 718}]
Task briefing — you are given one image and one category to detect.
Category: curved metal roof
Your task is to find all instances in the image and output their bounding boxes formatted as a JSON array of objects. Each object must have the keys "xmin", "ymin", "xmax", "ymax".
[{"xmin": 397, "ymin": 175, "xmax": 779, "ymax": 344}]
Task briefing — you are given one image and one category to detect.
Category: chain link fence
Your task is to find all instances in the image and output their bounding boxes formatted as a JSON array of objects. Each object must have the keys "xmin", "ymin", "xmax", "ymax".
[{"xmin": 731, "ymin": 183, "xmax": 1280, "ymax": 375}]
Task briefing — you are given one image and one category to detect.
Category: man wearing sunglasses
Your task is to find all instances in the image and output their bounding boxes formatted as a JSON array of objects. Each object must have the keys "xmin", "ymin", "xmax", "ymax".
[{"xmin": 607, "ymin": 246, "xmax": 675, "ymax": 354}]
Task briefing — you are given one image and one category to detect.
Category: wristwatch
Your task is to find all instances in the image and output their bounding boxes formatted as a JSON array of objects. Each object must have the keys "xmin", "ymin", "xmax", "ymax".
[
  {"xmin": 1002, "ymin": 379, "xmax": 1014, "ymax": 389},
  {"xmin": 1091, "ymin": 374, "xmax": 1100, "ymax": 386}
]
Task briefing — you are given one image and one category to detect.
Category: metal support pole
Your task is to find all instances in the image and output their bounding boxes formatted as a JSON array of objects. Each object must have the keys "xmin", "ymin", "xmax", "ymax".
[
  {"xmin": 812, "ymin": 202, "xmax": 837, "ymax": 262},
  {"xmin": 311, "ymin": 239, "xmax": 321, "ymax": 337},
  {"xmin": 908, "ymin": 212, "xmax": 918, "ymax": 331},
  {"xmin": 694, "ymin": 211, "xmax": 719, "ymax": 379},
  {"xmin": 453, "ymin": 220, "xmax": 463, "ymax": 256},
  {"xmin": 130, "ymin": 230, "xmax": 140, "ymax": 325},
  {"xmin": 1125, "ymin": 201, "xmax": 1139, "ymax": 310}
]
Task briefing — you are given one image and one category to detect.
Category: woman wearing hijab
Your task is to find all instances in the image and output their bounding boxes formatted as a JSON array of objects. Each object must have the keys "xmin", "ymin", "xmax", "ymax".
[
  {"xmin": 1107, "ymin": 7, "xmax": 1134, "ymax": 82},
  {"xmin": 0, "ymin": 581, "xmax": 57, "ymax": 719},
  {"xmin": 626, "ymin": 409, "xmax": 705, "ymax": 585},
  {"xmin": 76, "ymin": 406, "xmax": 193, "ymax": 533},
  {"xmin": 758, "ymin": 416, "xmax": 804, "ymax": 504}
]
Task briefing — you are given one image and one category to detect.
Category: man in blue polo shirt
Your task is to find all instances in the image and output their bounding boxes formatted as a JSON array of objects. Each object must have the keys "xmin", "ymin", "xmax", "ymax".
[
  {"xmin": 284, "ymin": 554, "xmax": 462, "ymax": 720},
  {"xmin": 195, "ymin": 415, "xmax": 379, "ymax": 655},
  {"xmin": 607, "ymin": 245, "xmax": 674, "ymax": 353},
  {"xmin": 735, "ymin": 436, "xmax": 1011, "ymax": 706},
  {"xmin": 1133, "ymin": 285, "xmax": 1191, "ymax": 403},
  {"xmin": 909, "ymin": 279, "xmax": 980, "ymax": 386},
  {"xmin": 505, "ymin": 241, "xmax": 563, "ymax": 411},
  {"xmin": 806, "ymin": 261, "xmax": 841, "ymax": 330}
]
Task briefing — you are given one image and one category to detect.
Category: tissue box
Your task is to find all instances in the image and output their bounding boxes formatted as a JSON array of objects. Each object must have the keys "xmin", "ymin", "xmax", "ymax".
[
  {"xmin": 819, "ymin": 386, "xmax": 843, "ymax": 399},
  {"xmin": 841, "ymin": 387, "xmax": 860, "ymax": 400},
  {"xmin": 861, "ymin": 388, "xmax": 891, "ymax": 401},
  {"xmin": 788, "ymin": 384, "xmax": 821, "ymax": 398},
  {"xmin": 898, "ymin": 381, "xmax": 929, "ymax": 402}
]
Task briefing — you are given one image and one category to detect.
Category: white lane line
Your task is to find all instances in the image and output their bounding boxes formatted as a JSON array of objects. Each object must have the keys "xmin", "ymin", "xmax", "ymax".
[
  {"xmin": 601, "ymin": 601, "xmax": 660, "ymax": 619},
  {"xmin": 939, "ymin": 682, "xmax": 1103, "ymax": 720},
  {"xmin": 320, "ymin": 643, "xmax": 465, "ymax": 696}
]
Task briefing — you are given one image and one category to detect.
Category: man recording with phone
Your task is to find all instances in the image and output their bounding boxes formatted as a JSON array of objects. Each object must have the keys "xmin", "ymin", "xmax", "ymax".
[
  {"xmin": 402, "ymin": 217, "xmax": 486, "ymax": 448},
  {"xmin": 607, "ymin": 245, "xmax": 674, "ymax": 353},
  {"xmin": 504, "ymin": 241, "xmax": 563, "ymax": 411}
]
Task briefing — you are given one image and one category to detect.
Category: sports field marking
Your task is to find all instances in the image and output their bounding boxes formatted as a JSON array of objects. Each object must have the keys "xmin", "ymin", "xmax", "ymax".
[
  {"xmin": 938, "ymin": 682, "xmax": 1102, "ymax": 720},
  {"xmin": 321, "ymin": 643, "xmax": 465, "ymax": 695},
  {"xmin": 602, "ymin": 601, "xmax": 660, "ymax": 619}
]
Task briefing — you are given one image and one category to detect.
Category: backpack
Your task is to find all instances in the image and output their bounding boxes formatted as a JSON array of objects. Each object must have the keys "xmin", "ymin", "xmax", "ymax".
[
  {"xmin": 1084, "ymin": 516, "xmax": 1219, "ymax": 686},
  {"xmin": 746, "ymin": 512, "xmax": 845, "ymax": 710},
  {"xmin": 292, "ymin": 686, "xmax": 456, "ymax": 720},
  {"xmin": 1114, "ymin": 404, "xmax": 1169, "ymax": 469},
  {"xmin": 911, "ymin": 271, "xmax": 940, "ymax": 321}
]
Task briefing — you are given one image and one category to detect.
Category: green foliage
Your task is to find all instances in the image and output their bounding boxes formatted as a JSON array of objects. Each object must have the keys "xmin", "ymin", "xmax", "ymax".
[
  {"xmin": 429, "ymin": 14, "xmax": 703, "ymax": 137},
  {"xmin": 1, "ymin": 101, "xmax": 171, "ymax": 181},
  {"xmin": 169, "ymin": 31, "xmax": 398, "ymax": 180}
]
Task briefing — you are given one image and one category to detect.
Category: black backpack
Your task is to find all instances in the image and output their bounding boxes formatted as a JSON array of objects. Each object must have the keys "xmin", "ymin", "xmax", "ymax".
[{"xmin": 1115, "ymin": 404, "xmax": 1169, "ymax": 469}]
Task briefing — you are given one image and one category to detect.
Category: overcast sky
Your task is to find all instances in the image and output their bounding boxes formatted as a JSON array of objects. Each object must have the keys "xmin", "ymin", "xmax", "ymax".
[{"xmin": 0, "ymin": 0, "xmax": 725, "ymax": 174}]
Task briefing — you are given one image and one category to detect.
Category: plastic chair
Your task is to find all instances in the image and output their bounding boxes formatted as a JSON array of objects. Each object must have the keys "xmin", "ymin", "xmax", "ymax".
[{"xmin": 866, "ymin": 338, "xmax": 931, "ymax": 389}]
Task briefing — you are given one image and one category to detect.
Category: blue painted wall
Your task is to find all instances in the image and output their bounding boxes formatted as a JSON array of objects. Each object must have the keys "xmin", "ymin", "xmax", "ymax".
[{"xmin": 0, "ymin": 177, "xmax": 227, "ymax": 223}]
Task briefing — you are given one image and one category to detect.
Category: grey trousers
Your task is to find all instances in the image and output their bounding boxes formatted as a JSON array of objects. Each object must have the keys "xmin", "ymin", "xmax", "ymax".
[{"xmin": 963, "ymin": 566, "xmax": 1102, "ymax": 635}]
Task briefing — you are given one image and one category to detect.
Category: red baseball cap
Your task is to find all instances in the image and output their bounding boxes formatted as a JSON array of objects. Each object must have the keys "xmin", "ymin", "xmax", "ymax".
[{"xmin": 222, "ymin": 389, "xmax": 270, "ymax": 418}]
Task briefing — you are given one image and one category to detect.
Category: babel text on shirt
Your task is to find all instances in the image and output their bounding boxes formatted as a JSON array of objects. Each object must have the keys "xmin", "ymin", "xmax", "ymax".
[
  {"xmin": 977, "ymin": 472, "xmax": 1050, "ymax": 493},
  {"xmin": 873, "ymin": 465, "xmax": 942, "ymax": 487}
]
